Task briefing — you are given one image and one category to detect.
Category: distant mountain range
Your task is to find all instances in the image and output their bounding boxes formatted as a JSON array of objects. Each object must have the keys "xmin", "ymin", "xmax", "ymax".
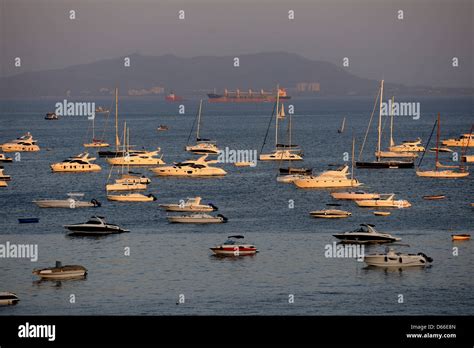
[{"xmin": 1, "ymin": 52, "xmax": 472, "ymax": 98}]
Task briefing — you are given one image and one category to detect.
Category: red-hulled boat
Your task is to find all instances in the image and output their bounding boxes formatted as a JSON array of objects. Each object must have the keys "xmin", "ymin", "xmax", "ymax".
[
  {"xmin": 210, "ymin": 235, "xmax": 258, "ymax": 256},
  {"xmin": 165, "ymin": 92, "xmax": 183, "ymax": 102}
]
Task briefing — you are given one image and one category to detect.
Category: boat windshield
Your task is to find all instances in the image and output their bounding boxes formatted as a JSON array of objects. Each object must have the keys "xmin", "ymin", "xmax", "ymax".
[{"xmin": 224, "ymin": 239, "xmax": 237, "ymax": 245}]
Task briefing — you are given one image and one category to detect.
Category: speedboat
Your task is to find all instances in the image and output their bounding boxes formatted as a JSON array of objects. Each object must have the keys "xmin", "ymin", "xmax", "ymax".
[
  {"xmin": 423, "ymin": 195, "xmax": 446, "ymax": 200},
  {"xmin": 0, "ymin": 292, "xmax": 20, "ymax": 305},
  {"xmin": 442, "ymin": 133, "xmax": 474, "ymax": 147},
  {"xmin": 331, "ymin": 191, "xmax": 380, "ymax": 200},
  {"xmin": 1, "ymin": 132, "xmax": 40, "ymax": 152},
  {"xmin": 151, "ymin": 154, "xmax": 227, "ymax": 177},
  {"xmin": 50, "ymin": 152, "xmax": 101, "ymax": 172},
  {"xmin": 33, "ymin": 261, "xmax": 87, "ymax": 279},
  {"xmin": 107, "ymin": 149, "xmax": 165, "ymax": 166},
  {"xmin": 333, "ymin": 224, "xmax": 401, "ymax": 244},
  {"xmin": 159, "ymin": 197, "xmax": 218, "ymax": 212},
  {"xmin": 277, "ymin": 167, "xmax": 312, "ymax": 183},
  {"xmin": 210, "ymin": 235, "xmax": 258, "ymax": 256},
  {"xmin": 64, "ymin": 216, "xmax": 129, "ymax": 235},
  {"xmin": 363, "ymin": 248, "xmax": 433, "ymax": 267},
  {"xmin": 157, "ymin": 125, "xmax": 169, "ymax": 131},
  {"xmin": 0, "ymin": 167, "xmax": 11, "ymax": 181},
  {"xmin": 0, "ymin": 153, "xmax": 13, "ymax": 162},
  {"xmin": 293, "ymin": 165, "xmax": 361, "ymax": 189},
  {"xmin": 33, "ymin": 193, "xmax": 101, "ymax": 208},
  {"xmin": 167, "ymin": 213, "xmax": 228, "ymax": 224},
  {"xmin": 451, "ymin": 234, "xmax": 470, "ymax": 241},
  {"xmin": 186, "ymin": 140, "xmax": 220, "ymax": 155},
  {"xmin": 107, "ymin": 193, "xmax": 156, "ymax": 202},
  {"xmin": 389, "ymin": 138, "xmax": 425, "ymax": 152},
  {"xmin": 355, "ymin": 194, "xmax": 411, "ymax": 208},
  {"xmin": 309, "ymin": 209, "xmax": 351, "ymax": 219}
]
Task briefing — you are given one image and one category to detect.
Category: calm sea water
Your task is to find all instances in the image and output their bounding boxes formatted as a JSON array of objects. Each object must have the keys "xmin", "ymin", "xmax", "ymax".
[{"xmin": 0, "ymin": 96, "xmax": 473, "ymax": 315}]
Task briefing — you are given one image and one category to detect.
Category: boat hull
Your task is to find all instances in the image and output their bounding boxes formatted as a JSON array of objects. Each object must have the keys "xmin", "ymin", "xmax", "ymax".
[
  {"xmin": 364, "ymin": 255, "xmax": 429, "ymax": 267},
  {"xmin": 167, "ymin": 217, "xmax": 224, "ymax": 224},
  {"xmin": 159, "ymin": 204, "xmax": 215, "ymax": 212},
  {"xmin": 50, "ymin": 164, "xmax": 101, "ymax": 172},
  {"xmin": 151, "ymin": 166, "xmax": 227, "ymax": 177},
  {"xmin": 1, "ymin": 144, "xmax": 40, "ymax": 152},
  {"xmin": 294, "ymin": 178, "xmax": 360, "ymax": 189},
  {"xmin": 107, "ymin": 194, "xmax": 155, "ymax": 202},
  {"xmin": 416, "ymin": 170, "xmax": 469, "ymax": 178},
  {"xmin": 106, "ymin": 183, "xmax": 147, "ymax": 191},
  {"xmin": 356, "ymin": 200, "xmax": 411, "ymax": 208},
  {"xmin": 356, "ymin": 160, "xmax": 414, "ymax": 168},
  {"xmin": 331, "ymin": 192, "xmax": 380, "ymax": 200},
  {"xmin": 33, "ymin": 200, "xmax": 96, "ymax": 208}
]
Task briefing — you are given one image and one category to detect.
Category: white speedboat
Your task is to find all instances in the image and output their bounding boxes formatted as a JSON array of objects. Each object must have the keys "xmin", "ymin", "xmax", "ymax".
[
  {"xmin": 33, "ymin": 261, "xmax": 87, "ymax": 280},
  {"xmin": 107, "ymin": 150, "xmax": 165, "ymax": 166},
  {"xmin": 333, "ymin": 224, "xmax": 401, "ymax": 244},
  {"xmin": 0, "ymin": 167, "xmax": 11, "ymax": 181},
  {"xmin": 0, "ymin": 292, "xmax": 20, "ymax": 305},
  {"xmin": 442, "ymin": 133, "xmax": 474, "ymax": 147},
  {"xmin": 107, "ymin": 192, "xmax": 156, "ymax": 202},
  {"xmin": 159, "ymin": 197, "xmax": 218, "ymax": 212},
  {"xmin": 293, "ymin": 165, "xmax": 361, "ymax": 189},
  {"xmin": 50, "ymin": 152, "xmax": 101, "ymax": 172},
  {"xmin": 33, "ymin": 193, "xmax": 101, "ymax": 208},
  {"xmin": 364, "ymin": 248, "xmax": 433, "ymax": 267},
  {"xmin": 151, "ymin": 154, "xmax": 227, "ymax": 177},
  {"xmin": 0, "ymin": 153, "xmax": 13, "ymax": 162},
  {"xmin": 309, "ymin": 209, "xmax": 351, "ymax": 219},
  {"xmin": 356, "ymin": 194, "xmax": 411, "ymax": 208},
  {"xmin": 210, "ymin": 235, "xmax": 258, "ymax": 256},
  {"xmin": 1, "ymin": 132, "xmax": 40, "ymax": 152},
  {"xmin": 331, "ymin": 191, "xmax": 380, "ymax": 200},
  {"xmin": 167, "ymin": 213, "xmax": 228, "ymax": 224},
  {"xmin": 64, "ymin": 216, "xmax": 129, "ymax": 235}
]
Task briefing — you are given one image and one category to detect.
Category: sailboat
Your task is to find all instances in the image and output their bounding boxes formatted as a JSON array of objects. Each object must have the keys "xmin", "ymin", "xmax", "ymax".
[
  {"xmin": 416, "ymin": 114, "xmax": 469, "ymax": 178},
  {"xmin": 356, "ymin": 80, "xmax": 414, "ymax": 168},
  {"xmin": 338, "ymin": 117, "xmax": 345, "ymax": 134},
  {"xmin": 84, "ymin": 114, "xmax": 109, "ymax": 148},
  {"xmin": 106, "ymin": 123, "xmax": 151, "ymax": 192},
  {"xmin": 260, "ymin": 85, "xmax": 303, "ymax": 161},
  {"xmin": 98, "ymin": 88, "xmax": 126, "ymax": 157},
  {"xmin": 375, "ymin": 97, "xmax": 418, "ymax": 159},
  {"xmin": 277, "ymin": 109, "xmax": 311, "ymax": 183},
  {"xmin": 185, "ymin": 100, "xmax": 220, "ymax": 155}
]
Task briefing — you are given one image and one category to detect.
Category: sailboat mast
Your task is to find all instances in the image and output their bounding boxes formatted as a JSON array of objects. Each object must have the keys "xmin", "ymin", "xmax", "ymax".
[
  {"xmin": 377, "ymin": 80, "xmax": 384, "ymax": 160},
  {"xmin": 122, "ymin": 121, "xmax": 126, "ymax": 175},
  {"xmin": 390, "ymin": 96, "xmax": 394, "ymax": 147},
  {"xmin": 275, "ymin": 85, "xmax": 280, "ymax": 147},
  {"xmin": 115, "ymin": 88, "xmax": 119, "ymax": 151},
  {"xmin": 92, "ymin": 116, "xmax": 95, "ymax": 140},
  {"xmin": 196, "ymin": 99, "xmax": 202, "ymax": 140},
  {"xmin": 127, "ymin": 126, "xmax": 130, "ymax": 174},
  {"xmin": 351, "ymin": 136, "xmax": 355, "ymax": 181},
  {"xmin": 435, "ymin": 113, "xmax": 440, "ymax": 170}
]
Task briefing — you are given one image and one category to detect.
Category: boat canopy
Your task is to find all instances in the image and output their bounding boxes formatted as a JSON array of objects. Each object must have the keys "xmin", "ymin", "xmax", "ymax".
[{"xmin": 228, "ymin": 235, "xmax": 244, "ymax": 239}]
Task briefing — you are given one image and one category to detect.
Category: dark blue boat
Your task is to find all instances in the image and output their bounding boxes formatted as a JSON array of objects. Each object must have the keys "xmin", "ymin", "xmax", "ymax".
[{"xmin": 18, "ymin": 218, "xmax": 39, "ymax": 224}]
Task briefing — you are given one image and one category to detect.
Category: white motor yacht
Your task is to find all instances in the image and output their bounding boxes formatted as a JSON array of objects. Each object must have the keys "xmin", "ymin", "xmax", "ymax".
[
  {"xmin": 442, "ymin": 133, "xmax": 474, "ymax": 147},
  {"xmin": 331, "ymin": 191, "xmax": 380, "ymax": 200},
  {"xmin": 1, "ymin": 132, "xmax": 40, "ymax": 152},
  {"xmin": 389, "ymin": 138, "xmax": 425, "ymax": 152},
  {"xmin": 33, "ymin": 193, "xmax": 101, "ymax": 208},
  {"xmin": 107, "ymin": 149, "xmax": 165, "ymax": 166},
  {"xmin": 333, "ymin": 224, "xmax": 401, "ymax": 244},
  {"xmin": 355, "ymin": 194, "xmax": 411, "ymax": 208},
  {"xmin": 159, "ymin": 197, "xmax": 218, "ymax": 212},
  {"xmin": 151, "ymin": 155, "xmax": 227, "ymax": 177},
  {"xmin": 50, "ymin": 152, "xmax": 101, "ymax": 172},
  {"xmin": 210, "ymin": 235, "xmax": 258, "ymax": 256},
  {"xmin": 167, "ymin": 213, "xmax": 228, "ymax": 224},
  {"xmin": 364, "ymin": 248, "xmax": 433, "ymax": 267},
  {"xmin": 293, "ymin": 165, "xmax": 361, "ymax": 189}
]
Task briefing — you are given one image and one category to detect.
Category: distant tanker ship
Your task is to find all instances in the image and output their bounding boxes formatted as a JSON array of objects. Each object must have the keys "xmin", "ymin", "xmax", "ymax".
[{"xmin": 208, "ymin": 88, "xmax": 291, "ymax": 103}]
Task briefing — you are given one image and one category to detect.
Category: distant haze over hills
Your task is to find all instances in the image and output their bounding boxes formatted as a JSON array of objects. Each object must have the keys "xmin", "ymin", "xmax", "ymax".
[{"xmin": 1, "ymin": 52, "xmax": 472, "ymax": 98}]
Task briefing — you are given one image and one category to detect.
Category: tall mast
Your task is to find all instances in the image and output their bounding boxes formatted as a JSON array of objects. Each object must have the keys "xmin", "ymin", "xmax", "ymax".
[
  {"xmin": 351, "ymin": 136, "xmax": 355, "ymax": 181},
  {"xmin": 92, "ymin": 116, "xmax": 95, "ymax": 140},
  {"xmin": 390, "ymin": 96, "xmax": 395, "ymax": 147},
  {"xmin": 115, "ymin": 87, "xmax": 120, "ymax": 151},
  {"xmin": 377, "ymin": 80, "xmax": 384, "ymax": 161},
  {"xmin": 275, "ymin": 84, "xmax": 280, "ymax": 147},
  {"xmin": 127, "ymin": 126, "xmax": 130, "ymax": 174},
  {"xmin": 196, "ymin": 99, "xmax": 202, "ymax": 140},
  {"xmin": 435, "ymin": 113, "xmax": 440, "ymax": 170}
]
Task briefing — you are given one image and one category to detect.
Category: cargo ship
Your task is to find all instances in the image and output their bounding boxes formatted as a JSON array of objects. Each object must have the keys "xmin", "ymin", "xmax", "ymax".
[
  {"xmin": 165, "ymin": 92, "xmax": 184, "ymax": 102},
  {"xmin": 208, "ymin": 88, "xmax": 290, "ymax": 103}
]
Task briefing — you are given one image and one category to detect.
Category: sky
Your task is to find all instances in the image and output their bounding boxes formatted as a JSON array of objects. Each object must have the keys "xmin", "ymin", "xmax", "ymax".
[{"xmin": 1, "ymin": 0, "xmax": 473, "ymax": 88}]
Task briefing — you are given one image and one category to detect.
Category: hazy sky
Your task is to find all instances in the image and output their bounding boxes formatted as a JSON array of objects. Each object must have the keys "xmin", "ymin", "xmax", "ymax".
[{"xmin": 1, "ymin": 0, "xmax": 473, "ymax": 87}]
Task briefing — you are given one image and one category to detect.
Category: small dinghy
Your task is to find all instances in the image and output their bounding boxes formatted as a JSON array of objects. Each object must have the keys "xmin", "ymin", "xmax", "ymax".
[
  {"xmin": 423, "ymin": 195, "xmax": 446, "ymax": 200},
  {"xmin": 18, "ymin": 218, "xmax": 39, "ymax": 224},
  {"xmin": 451, "ymin": 234, "xmax": 470, "ymax": 241},
  {"xmin": 0, "ymin": 292, "xmax": 20, "ymax": 305},
  {"xmin": 364, "ymin": 248, "xmax": 433, "ymax": 268},
  {"xmin": 309, "ymin": 209, "xmax": 351, "ymax": 219},
  {"xmin": 33, "ymin": 261, "xmax": 87, "ymax": 280}
]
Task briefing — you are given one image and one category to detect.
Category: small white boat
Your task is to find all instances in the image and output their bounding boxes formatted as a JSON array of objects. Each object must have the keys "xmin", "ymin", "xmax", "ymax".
[
  {"xmin": 107, "ymin": 193, "xmax": 156, "ymax": 202},
  {"xmin": 33, "ymin": 193, "xmax": 101, "ymax": 208},
  {"xmin": 331, "ymin": 191, "xmax": 380, "ymax": 200},
  {"xmin": 210, "ymin": 235, "xmax": 258, "ymax": 256},
  {"xmin": 333, "ymin": 224, "xmax": 401, "ymax": 244},
  {"xmin": 107, "ymin": 150, "xmax": 165, "ymax": 166},
  {"xmin": 1, "ymin": 132, "xmax": 40, "ymax": 152},
  {"xmin": 234, "ymin": 161, "xmax": 255, "ymax": 167},
  {"xmin": 33, "ymin": 261, "xmax": 87, "ymax": 280},
  {"xmin": 159, "ymin": 197, "xmax": 218, "ymax": 212},
  {"xmin": 64, "ymin": 216, "xmax": 129, "ymax": 235},
  {"xmin": 0, "ymin": 292, "xmax": 20, "ymax": 305},
  {"xmin": 167, "ymin": 213, "xmax": 228, "ymax": 224},
  {"xmin": 309, "ymin": 209, "xmax": 351, "ymax": 219},
  {"xmin": 373, "ymin": 211, "xmax": 391, "ymax": 216},
  {"xmin": 151, "ymin": 154, "xmax": 227, "ymax": 177},
  {"xmin": 260, "ymin": 149, "xmax": 303, "ymax": 161},
  {"xmin": 364, "ymin": 248, "xmax": 433, "ymax": 267},
  {"xmin": 0, "ymin": 153, "xmax": 13, "ymax": 162},
  {"xmin": 356, "ymin": 194, "xmax": 411, "ymax": 208}
]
